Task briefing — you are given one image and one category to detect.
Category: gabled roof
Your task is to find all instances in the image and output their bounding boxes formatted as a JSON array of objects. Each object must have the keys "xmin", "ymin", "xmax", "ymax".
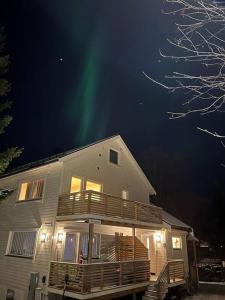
[
  {"xmin": 0, "ymin": 135, "xmax": 156, "ymax": 194},
  {"xmin": 0, "ymin": 135, "xmax": 118, "ymax": 178},
  {"xmin": 163, "ymin": 210, "xmax": 192, "ymax": 231}
]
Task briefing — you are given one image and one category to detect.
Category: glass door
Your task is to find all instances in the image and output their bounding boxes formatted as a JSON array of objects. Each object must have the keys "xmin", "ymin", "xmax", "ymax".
[{"xmin": 64, "ymin": 233, "xmax": 79, "ymax": 262}]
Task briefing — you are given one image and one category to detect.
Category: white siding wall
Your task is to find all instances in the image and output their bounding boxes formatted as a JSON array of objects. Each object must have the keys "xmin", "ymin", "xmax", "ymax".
[
  {"xmin": 0, "ymin": 163, "xmax": 62, "ymax": 300},
  {"xmin": 61, "ymin": 139, "xmax": 150, "ymax": 204},
  {"xmin": 166, "ymin": 229, "xmax": 189, "ymax": 275}
]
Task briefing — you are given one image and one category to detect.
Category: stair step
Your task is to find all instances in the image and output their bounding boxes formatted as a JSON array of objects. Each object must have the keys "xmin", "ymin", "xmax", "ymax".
[
  {"xmin": 142, "ymin": 296, "xmax": 158, "ymax": 300},
  {"xmin": 146, "ymin": 290, "xmax": 157, "ymax": 294}
]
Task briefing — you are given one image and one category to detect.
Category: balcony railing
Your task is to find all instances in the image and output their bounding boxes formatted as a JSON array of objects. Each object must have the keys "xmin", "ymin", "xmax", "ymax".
[
  {"xmin": 57, "ymin": 190, "xmax": 163, "ymax": 224},
  {"xmin": 49, "ymin": 260, "xmax": 150, "ymax": 294}
]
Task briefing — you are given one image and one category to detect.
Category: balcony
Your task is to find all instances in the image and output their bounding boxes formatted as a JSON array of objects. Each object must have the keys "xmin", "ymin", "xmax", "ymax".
[
  {"xmin": 57, "ymin": 190, "xmax": 163, "ymax": 225},
  {"xmin": 48, "ymin": 260, "xmax": 150, "ymax": 295}
]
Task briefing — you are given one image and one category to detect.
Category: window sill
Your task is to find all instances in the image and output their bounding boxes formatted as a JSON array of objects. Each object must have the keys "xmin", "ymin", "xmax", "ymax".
[
  {"xmin": 5, "ymin": 254, "xmax": 33, "ymax": 259},
  {"xmin": 15, "ymin": 198, "xmax": 42, "ymax": 204}
]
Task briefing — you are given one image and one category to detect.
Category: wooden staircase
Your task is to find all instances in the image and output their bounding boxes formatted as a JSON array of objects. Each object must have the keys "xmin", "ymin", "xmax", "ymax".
[
  {"xmin": 101, "ymin": 234, "xmax": 148, "ymax": 262},
  {"xmin": 143, "ymin": 283, "xmax": 165, "ymax": 300},
  {"xmin": 142, "ymin": 259, "xmax": 185, "ymax": 300}
]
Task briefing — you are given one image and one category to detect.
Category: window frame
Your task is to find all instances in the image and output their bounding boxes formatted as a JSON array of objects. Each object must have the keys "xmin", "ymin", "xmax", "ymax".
[
  {"xmin": 16, "ymin": 178, "xmax": 45, "ymax": 203},
  {"xmin": 172, "ymin": 236, "xmax": 182, "ymax": 250},
  {"xmin": 70, "ymin": 175, "xmax": 83, "ymax": 194},
  {"xmin": 109, "ymin": 148, "xmax": 120, "ymax": 166},
  {"xmin": 122, "ymin": 190, "xmax": 129, "ymax": 200},
  {"xmin": 85, "ymin": 179, "xmax": 103, "ymax": 193},
  {"xmin": 5, "ymin": 229, "xmax": 38, "ymax": 259}
]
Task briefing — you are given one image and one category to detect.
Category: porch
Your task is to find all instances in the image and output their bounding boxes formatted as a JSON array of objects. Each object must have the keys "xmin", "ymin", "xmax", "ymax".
[
  {"xmin": 48, "ymin": 259, "xmax": 185, "ymax": 299},
  {"xmin": 48, "ymin": 260, "xmax": 150, "ymax": 294},
  {"xmin": 48, "ymin": 222, "xmax": 185, "ymax": 299}
]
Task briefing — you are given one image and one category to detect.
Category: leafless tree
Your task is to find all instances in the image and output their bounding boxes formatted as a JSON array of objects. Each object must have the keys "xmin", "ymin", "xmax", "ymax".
[{"xmin": 144, "ymin": 0, "xmax": 225, "ymax": 137}]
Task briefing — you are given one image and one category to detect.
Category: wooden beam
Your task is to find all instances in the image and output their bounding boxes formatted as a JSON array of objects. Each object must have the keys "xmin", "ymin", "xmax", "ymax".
[
  {"xmin": 132, "ymin": 227, "xmax": 135, "ymax": 260},
  {"xmin": 88, "ymin": 223, "xmax": 94, "ymax": 263}
]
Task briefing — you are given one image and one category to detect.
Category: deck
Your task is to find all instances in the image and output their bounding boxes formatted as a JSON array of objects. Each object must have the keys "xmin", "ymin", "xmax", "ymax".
[
  {"xmin": 57, "ymin": 190, "xmax": 163, "ymax": 225},
  {"xmin": 48, "ymin": 260, "xmax": 150, "ymax": 295},
  {"xmin": 48, "ymin": 260, "xmax": 185, "ymax": 299}
]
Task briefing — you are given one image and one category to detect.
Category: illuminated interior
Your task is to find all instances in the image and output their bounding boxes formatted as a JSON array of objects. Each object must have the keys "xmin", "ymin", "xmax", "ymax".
[
  {"xmin": 19, "ymin": 183, "xmax": 28, "ymax": 201},
  {"xmin": 172, "ymin": 236, "xmax": 182, "ymax": 249},
  {"xmin": 86, "ymin": 180, "xmax": 102, "ymax": 192},
  {"xmin": 70, "ymin": 177, "xmax": 82, "ymax": 193}
]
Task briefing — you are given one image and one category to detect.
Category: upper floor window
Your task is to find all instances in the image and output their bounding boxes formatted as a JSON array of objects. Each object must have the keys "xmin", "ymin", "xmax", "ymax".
[
  {"xmin": 109, "ymin": 149, "xmax": 119, "ymax": 165},
  {"xmin": 18, "ymin": 179, "xmax": 44, "ymax": 201},
  {"xmin": 172, "ymin": 236, "xmax": 182, "ymax": 250},
  {"xmin": 70, "ymin": 177, "xmax": 82, "ymax": 193},
  {"xmin": 86, "ymin": 180, "xmax": 102, "ymax": 193},
  {"xmin": 6, "ymin": 231, "xmax": 37, "ymax": 258}
]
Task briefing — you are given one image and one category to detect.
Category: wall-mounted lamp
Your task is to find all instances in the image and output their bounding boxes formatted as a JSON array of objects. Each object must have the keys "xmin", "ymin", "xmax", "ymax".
[
  {"xmin": 154, "ymin": 233, "xmax": 162, "ymax": 243},
  {"xmin": 57, "ymin": 232, "xmax": 64, "ymax": 243},
  {"xmin": 40, "ymin": 232, "xmax": 48, "ymax": 243}
]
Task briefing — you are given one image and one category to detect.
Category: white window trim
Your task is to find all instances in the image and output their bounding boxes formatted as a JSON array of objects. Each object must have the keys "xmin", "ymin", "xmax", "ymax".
[
  {"xmin": 122, "ymin": 189, "xmax": 129, "ymax": 200},
  {"xmin": 5, "ymin": 229, "xmax": 39, "ymax": 260},
  {"xmin": 16, "ymin": 178, "xmax": 46, "ymax": 204},
  {"xmin": 108, "ymin": 148, "xmax": 120, "ymax": 166},
  {"xmin": 172, "ymin": 236, "xmax": 182, "ymax": 250}
]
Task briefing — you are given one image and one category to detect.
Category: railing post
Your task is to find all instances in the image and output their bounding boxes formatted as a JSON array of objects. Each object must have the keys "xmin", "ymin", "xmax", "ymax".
[
  {"xmin": 182, "ymin": 260, "xmax": 185, "ymax": 279},
  {"xmin": 167, "ymin": 264, "xmax": 170, "ymax": 284},
  {"xmin": 100, "ymin": 264, "xmax": 104, "ymax": 290},
  {"xmin": 135, "ymin": 203, "xmax": 138, "ymax": 221},
  {"xmin": 72, "ymin": 194, "xmax": 75, "ymax": 215},
  {"xmin": 105, "ymin": 195, "xmax": 108, "ymax": 216},
  {"xmin": 173, "ymin": 263, "xmax": 176, "ymax": 283},
  {"xmin": 119, "ymin": 262, "xmax": 123, "ymax": 286},
  {"xmin": 133, "ymin": 261, "xmax": 136, "ymax": 284},
  {"xmin": 132, "ymin": 227, "xmax": 135, "ymax": 260},
  {"xmin": 87, "ymin": 191, "xmax": 91, "ymax": 214}
]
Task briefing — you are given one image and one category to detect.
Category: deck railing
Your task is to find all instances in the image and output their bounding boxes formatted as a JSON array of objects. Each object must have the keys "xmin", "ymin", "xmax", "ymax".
[
  {"xmin": 156, "ymin": 259, "xmax": 185, "ymax": 300},
  {"xmin": 57, "ymin": 190, "xmax": 163, "ymax": 224},
  {"xmin": 49, "ymin": 260, "xmax": 150, "ymax": 294}
]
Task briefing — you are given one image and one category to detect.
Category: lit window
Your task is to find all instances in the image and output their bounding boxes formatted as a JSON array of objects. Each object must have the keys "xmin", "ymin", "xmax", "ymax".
[
  {"xmin": 109, "ymin": 149, "xmax": 119, "ymax": 165},
  {"xmin": 7, "ymin": 231, "xmax": 37, "ymax": 258},
  {"xmin": 122, "ymin": 190, "xmax": 129, "ymax": 200},
  {"xmin": 172, "ymin": 236, "xmax": 182, "ymax": 249},
  {"xmin": 18, "ymin": 180, "xmax": 44, "ymax": 201},
  {"xmin": 86, "ymin": 180, "xmax": 102, "ymax": 192},
  {"xmin": 19, "ymin": 183, "xmax": 29, "ymax": 200},
  {"xmin": 70, "ymin": 177, "xmax": 82, "ymax": 193}
]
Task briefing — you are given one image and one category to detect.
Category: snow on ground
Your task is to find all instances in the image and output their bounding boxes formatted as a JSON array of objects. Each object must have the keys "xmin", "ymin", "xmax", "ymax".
[{"xmin": 184, "ymin": 294, "xmax": 225, "ymax": 300}]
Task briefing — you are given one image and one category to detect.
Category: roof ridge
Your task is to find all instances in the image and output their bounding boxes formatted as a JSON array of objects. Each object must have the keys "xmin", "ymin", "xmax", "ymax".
[{"xmin": 0, "ymin": 135, "xmax": 119, "ymax": 178}]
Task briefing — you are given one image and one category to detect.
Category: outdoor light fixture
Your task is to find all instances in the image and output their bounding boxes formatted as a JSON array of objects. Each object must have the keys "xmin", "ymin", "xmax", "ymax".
[
  {"xmin": 57, "ymin": 232, "xmax": 64, "ymax": 243},
  {"xmin": 155, "ymin": 235, "xmax": 161, "ymax": 243},
  {"xmin": 40, "ymin": 232, "xmax": 47, "ymax": 243},
  {"xmin": 154, "ymin": 233, "xmax": 162, "ymax": 243}
]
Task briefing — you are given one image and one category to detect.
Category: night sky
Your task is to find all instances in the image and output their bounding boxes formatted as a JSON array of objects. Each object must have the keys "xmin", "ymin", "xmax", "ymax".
[{"xmin": 1, "ymin": 1, "xmax": 225, "ymax": 234}]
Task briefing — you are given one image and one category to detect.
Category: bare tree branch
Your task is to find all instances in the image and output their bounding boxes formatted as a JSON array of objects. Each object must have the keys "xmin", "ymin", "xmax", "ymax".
[{"xmin": 145, "ymin": 0, "xmax": 225, "ymax": 122}]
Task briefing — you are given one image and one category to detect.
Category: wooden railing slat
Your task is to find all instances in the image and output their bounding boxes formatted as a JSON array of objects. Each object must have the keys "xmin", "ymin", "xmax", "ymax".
[
  {"xmin": 57, "ymin": 190, "xmax": 163, "ymax": 224},
  {"xmin": 49, "ymin": 260, "xmax": 150, "ymax": 294}
]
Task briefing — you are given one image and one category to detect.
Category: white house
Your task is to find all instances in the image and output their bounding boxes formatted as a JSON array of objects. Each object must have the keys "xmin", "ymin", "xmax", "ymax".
[{"xmin": 0, "ymin": 135, "xmax": 198, "ymax": 300}]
